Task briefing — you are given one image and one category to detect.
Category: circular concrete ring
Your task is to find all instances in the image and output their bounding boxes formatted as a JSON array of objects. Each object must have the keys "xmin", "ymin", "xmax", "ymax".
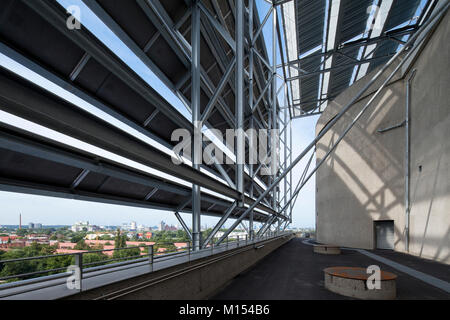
[
  {"xmin": 313, "ymin": 244, "xmax": 341, "ymax": 255},
  {"xmin": 324, "ymin": 267, "xmax": 397, "ymax": 300}
]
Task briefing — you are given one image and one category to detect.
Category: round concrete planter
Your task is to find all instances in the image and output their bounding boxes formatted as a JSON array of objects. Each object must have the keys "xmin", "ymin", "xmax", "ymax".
[
  {"xmin": 324, "ymin": 267, "xmax": 397, "ymax": 300},
  {"xmin": 313, "ymin": 244, "xmax": 341, "ymax": 255}
]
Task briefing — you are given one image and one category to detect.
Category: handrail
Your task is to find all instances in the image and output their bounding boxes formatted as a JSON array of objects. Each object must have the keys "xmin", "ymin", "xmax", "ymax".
[{"xmin": 0, "ymin": 231, "xmax": 293, "ymax": 296}]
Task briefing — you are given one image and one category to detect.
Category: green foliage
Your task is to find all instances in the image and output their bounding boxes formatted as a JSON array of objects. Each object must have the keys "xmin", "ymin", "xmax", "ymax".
[
  {"xmin": 112, "ymin": 247, "xmax": 141, "ymax": 261},
  {"xmin": 151, "ymin": 230, "xmax": 190, "ymax": 243},
  {"xmin": 74, "ymin": 240, "xmax": 90, "ymax": 250},
  {"xmin": 114, "ymin": 229, "xmax": 127, "ymax": 249},
  {"xmin": 71, "ymin": 232, "xmax": 87, "ymax": 244},
  {"xmin": 0, "ymin": 229, "xmax": 196, "ymax": 284},
  {"xmin": 0, "ymin": 243, "xmax": 71, "ymax": 282},
  {"xmin": 16, "ymin": 229, "xmax": 28, "ymax": 237},
  {"xmin": 153, "ymin": 243, "xmax": 177, "ymax": 253},
  {"xmin": 82, "ymin": 252, "xmax": 109, "ymax": 267}
]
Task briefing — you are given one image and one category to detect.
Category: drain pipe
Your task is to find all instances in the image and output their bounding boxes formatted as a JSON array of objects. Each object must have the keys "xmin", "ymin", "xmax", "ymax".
[{"xmin": 405, "ymin": 69, "xmax": 416, "ymax": 252}]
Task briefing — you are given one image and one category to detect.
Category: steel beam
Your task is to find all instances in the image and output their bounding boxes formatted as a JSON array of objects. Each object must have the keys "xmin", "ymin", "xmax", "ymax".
[
  {"xmin": 201, "ymin": 201, "xmax": 237, "ymax": 248},
  {"xmin": 174, "ymin": 198, "xmax": 193, "ymax": 241},
  {"xmin": 175, "ymin": 211, "xmax": 193, "ymax": 242},
  {"xmin": 198, "ymin": 2, "xmax": 236, "ymax": 52}
]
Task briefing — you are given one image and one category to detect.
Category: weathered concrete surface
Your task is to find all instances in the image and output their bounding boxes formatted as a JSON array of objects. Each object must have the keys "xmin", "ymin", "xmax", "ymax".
[
  {"xmin": 64, "ymin": 235, "xmax": 293, "ymax": 300},
  {"xmin": 324, "ymin": 267, "xmax": 397, "ymax": 300},
  {"xmin": 315, "ymin": 9, "xmax": 450, "ymax": 264}
]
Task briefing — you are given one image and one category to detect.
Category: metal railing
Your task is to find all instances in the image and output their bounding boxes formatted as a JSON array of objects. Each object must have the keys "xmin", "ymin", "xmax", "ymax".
[{"xmin": 0, "ymin": 231, "xmax": 293, "ymax": 298}]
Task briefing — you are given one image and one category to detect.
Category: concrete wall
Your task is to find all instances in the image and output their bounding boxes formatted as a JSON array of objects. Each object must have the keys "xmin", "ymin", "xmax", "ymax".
[
  {"xmin": 65, "ymin": 235, "xmax": 293, "ymax": 300},
  {"xmin": 315, "ymin": 10, "xmax": 449, "ymax": 264}
]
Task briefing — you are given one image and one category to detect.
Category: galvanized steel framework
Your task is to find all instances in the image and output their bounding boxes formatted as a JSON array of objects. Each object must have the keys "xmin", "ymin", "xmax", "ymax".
[
  {"xmin": 0, "ymin": 0, "xmax": 443, "ymax": 252},
  {"xmin": 0, "ymin": 0, "xmax": 295, "ymax": 251},
  {"xmin": 188, "ymin": 0, "xmax": 294, "ymax": 249}
]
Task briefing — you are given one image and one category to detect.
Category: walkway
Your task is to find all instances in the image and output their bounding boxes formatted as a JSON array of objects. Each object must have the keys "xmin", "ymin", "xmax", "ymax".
[{"xmin": 212, "ymin": 238, "xmax": 450, "ymax": 300}]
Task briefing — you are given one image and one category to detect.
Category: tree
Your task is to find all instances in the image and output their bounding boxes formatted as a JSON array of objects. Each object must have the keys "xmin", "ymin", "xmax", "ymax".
[
  {"xmin": 0, "ymin": 243, "xmax": 70, "ymax": 282},
  {"xmin": 113, "ymin": 247, "xmax": 141, "ymax": 261},
  {"xmin": 74, "ymin": 240, "xmax": 90, "ymax": 250},
  {"xmin": 71, "ymin": 232, "xmax": 86, "ymax": 244},
  {"xmin": 82, "ymin": 252, "xmax": 108, "ymax": 267},
  {"xmin": 114, "ymin": 229, "xmax": 126, "ymax": 249},
  {"xmin": 16, "ymin": 229, "xmax": 27, "ymax": 237}
]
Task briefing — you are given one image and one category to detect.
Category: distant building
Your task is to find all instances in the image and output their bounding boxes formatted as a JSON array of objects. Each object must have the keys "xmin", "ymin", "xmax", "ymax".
[
  {"xmin": 214, "ymin": 231, "xmax": 247, "ymax": 240},
  {"xmin": 130, "ymin": 221, "xmax": 137, "ymax": 231},
  {"xmin": 28, "ymin": 222, "xmax": 43, "ymax": 229},
  {"xmin": 0, "ymin": 236, "xmax": 9, "ymax": 244},
  {"xmin": 71, "ymin": 221, "xmax": 98, "ymax": 232},
  {"xmin": 157, "ymin": 221, "xmax": 178, "ymax": 231}
]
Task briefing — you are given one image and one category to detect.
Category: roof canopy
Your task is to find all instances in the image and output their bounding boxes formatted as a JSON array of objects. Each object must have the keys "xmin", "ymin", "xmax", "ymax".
[{"xmin": 279, "ymin": 0, "xmax": 435, "ymax": 118}]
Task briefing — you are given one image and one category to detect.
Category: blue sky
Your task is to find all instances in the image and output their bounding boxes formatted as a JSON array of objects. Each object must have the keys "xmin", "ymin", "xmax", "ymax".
[{"xmin": 0, "ymin": 0, "xmax": 318, "ymax": 229}]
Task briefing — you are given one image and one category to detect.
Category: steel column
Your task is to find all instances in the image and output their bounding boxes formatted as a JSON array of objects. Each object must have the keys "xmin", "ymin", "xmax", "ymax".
[
  {"xmin": 235, "ymin": 0, "xmax": 245, "ymax": 207},
  {"xmin": 249, "ymin": 0, "xmax": 255, "ymax": 240},
  {"xmin": 272, "ymin": 6, "xmax": 278, "ymax": 211},
  {"xmin": 191, "ymin": 1, "xmax": 201, "ymax": 251}
]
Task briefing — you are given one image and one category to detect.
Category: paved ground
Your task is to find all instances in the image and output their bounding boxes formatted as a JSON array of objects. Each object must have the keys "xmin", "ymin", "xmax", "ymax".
[{"xmin": 212, "ymin": 238, "xmax": 450, "ymax": 300}]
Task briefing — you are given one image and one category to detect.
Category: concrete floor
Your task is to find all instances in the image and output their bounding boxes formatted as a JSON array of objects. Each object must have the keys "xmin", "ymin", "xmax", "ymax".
[{"xmin": 212, "ymin": 238, "xmax": 450, "ymax": 300}]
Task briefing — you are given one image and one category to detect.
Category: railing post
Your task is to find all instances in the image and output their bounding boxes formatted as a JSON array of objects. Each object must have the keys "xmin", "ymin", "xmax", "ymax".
[
  {"xmin": 245, "ymin": 235, "xmax": 248, "ymax": 245},
  {"xmin": 188, "ymin": 242, "xmax": 191, "ymax": 262},
  {"xmin": 75, "ymin": 253, "xmax": 83, "ymax": 292},
  {"xmin": 226, "ymin": 236, "xmax": 229, "ymax": 249},
  {"xmin": 148, "ymin": 245, "xmax": 154, "ymax": 271},
  {"xmin": 237, "ymin": 236, "xmax": 239, "ymax": 247}
]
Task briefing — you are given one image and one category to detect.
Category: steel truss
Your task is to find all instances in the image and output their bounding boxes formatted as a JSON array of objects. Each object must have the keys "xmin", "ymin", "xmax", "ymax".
[
  {"xmin": 214, "ymin": 1, "xmax": 449, "ymax": 244},
  {"xmin": 1, "ymin": 0, "xmax": 444, "ymax": 252},
  {"xmin": 187, "ymin": 0, "xmax": 294, "ymax": 248},
  {"xmin": 0, "ymin": 0, "xmax": 294, "ymax": 251}
]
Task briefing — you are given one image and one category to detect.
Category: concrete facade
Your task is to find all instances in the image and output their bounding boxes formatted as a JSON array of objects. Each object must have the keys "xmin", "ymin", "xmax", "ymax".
[{"xmin": 315, "ymin": 10, "xmax": 450, "ymax": 264}]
